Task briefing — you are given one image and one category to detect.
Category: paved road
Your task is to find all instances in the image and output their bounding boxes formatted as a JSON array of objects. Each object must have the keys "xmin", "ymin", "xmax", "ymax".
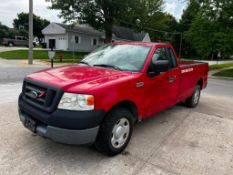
[
  {"xmin": 0, "ymin": 61, "xmax": 233, "ymax": 175},
  {"xmin": 203, "ymin": 78, "xmax": 233, "ymax": 97},
  {"xmin": 0, "ymin": 58, "xmax": 48, "ymax": 83},
  {"xmin": 0, "ymin": 67, "xmax": 46, "ymax": 83}
]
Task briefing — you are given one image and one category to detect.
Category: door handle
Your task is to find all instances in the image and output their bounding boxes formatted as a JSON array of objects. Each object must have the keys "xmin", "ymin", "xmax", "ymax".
[{"xmin": 169, "ymin": 76, "xmax": 176, "ymax": 83}]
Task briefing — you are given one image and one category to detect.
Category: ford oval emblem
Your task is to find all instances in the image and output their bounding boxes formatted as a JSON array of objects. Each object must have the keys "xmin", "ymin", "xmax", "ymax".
[{"xmin": 31, "ymin": 91, "xmax": 39, "ymax": 98}]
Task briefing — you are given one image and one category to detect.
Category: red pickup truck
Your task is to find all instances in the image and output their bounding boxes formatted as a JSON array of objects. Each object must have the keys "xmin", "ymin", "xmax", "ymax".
[{"xmin": 18, "ymin": 42, "xmax": 208, "ymax": 156}]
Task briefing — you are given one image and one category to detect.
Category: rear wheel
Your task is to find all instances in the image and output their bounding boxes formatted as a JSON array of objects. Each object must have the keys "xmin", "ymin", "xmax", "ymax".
[
  {"xmin": 185, "ymin": 85, "xmax": 201, "ymax": 108},
  {"xmin": 8, "ymin": 42, "xmax": 13, "ymax": 47},
  {"xmin": 95, "ymin": 107, "xmax": 134, "ymax": 156}
]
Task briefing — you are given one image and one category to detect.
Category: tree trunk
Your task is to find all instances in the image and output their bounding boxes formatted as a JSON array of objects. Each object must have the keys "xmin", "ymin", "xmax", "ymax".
[
  {"xmin": 104, "ymin": 19, "xmax": 113, "ymax": 43},
  {"xmin": 102, "ymin": 7, "xmax": 113, "ymax": 43},
  {"xmin": 105, "ymin": 28, "xmax": 113, "ymax": 43},
  {"xmin": 211, "ymin": 53, "xmax": 214, "ymax": 60}
]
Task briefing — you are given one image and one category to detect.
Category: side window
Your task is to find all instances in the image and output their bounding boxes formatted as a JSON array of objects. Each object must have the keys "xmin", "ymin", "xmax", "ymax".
[
  {"xmin": 152, "ymin": 47, "xmax": 168, "ymax": 61},
  {"xmin": 166, "ymin": 48, "xmax": 177, "ymax": 68},
  {"xmin": 148, "ymin": 47, "xmax": 168, "ymax": 73}
]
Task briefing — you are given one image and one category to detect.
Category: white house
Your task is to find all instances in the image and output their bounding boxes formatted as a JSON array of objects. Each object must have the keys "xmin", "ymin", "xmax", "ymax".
[
  {"xmin": 42, "ymin": 23, "xmax": 151, "ymax": 52},
  {"xmin": 42, "ymin": 23, "xmax": 104, "ymax": 52}
]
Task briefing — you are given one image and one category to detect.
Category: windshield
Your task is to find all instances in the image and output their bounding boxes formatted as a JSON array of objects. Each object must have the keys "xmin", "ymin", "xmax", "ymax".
[{"xmin": 81, "ymin": 44, "xmax": 151, "ymax": 72}]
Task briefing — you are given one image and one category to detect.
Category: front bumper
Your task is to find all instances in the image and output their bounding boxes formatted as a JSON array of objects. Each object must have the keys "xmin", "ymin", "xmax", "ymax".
[
  {"xmin": 18, "ymin": 94, "xmax": 105, "ymax": 145},
  {"xmin": 19, "ymin": 110, "xmax": 99, "ymax": 145}
]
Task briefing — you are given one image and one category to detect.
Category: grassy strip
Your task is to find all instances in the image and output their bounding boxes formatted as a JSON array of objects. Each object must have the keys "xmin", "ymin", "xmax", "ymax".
[
  {"xmin": 0, "ymin": 50, "xmax": 87, "ymax": 63},
  {"xmin": 209, "ymin": 63, "xmax": 233, "ymax": 70},
  {"xmin": 213, "ymin": 69, "xmax": 233, "ymax": 77}
]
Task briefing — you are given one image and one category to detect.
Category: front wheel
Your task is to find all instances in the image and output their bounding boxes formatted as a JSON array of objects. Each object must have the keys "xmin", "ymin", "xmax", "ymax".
[
  {"xmin": 185, "ymin": 85, "xmax": 201, "ymax": 108},
  {"xmin": 95, "ymin": 107, "xmax": 134, "ymax": 156}
]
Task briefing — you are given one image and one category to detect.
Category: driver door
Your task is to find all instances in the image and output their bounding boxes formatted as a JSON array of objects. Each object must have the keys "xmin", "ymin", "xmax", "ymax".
[{"xmin": 143, "ymin": 47, "xmax": 170, "ymax": 117}]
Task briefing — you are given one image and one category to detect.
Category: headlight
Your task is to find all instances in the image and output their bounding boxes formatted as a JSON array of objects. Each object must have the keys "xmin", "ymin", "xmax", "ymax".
[{"xmin": 58, "ymin": 93, "xmax": 95, "ymax": 111}]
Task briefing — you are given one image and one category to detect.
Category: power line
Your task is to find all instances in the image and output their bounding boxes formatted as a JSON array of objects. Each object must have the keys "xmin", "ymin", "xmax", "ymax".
[{"xmin": 117, "ymin": 19, "xmax": 181, "ymax": 35}]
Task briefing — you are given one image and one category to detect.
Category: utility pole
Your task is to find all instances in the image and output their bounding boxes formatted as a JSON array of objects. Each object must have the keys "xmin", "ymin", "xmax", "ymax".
[
  {"xmin": 28, "ymin": 0, "xmax": 33, "ymax": 64},
  {"xmin": 179, "ymin": 33, "xmax": 183, "ymax": 58}
]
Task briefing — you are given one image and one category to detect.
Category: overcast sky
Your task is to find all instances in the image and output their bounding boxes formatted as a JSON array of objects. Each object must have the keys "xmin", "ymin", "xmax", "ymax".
[{"xmin": 0, "ymin": 0, "xmax": 187, "ymax": 28}]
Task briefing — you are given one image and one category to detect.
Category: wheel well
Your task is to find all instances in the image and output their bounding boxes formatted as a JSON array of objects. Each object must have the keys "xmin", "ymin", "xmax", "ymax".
[
  {"xmin": 197, "ymin": 79, "xmax": 203, "ymax": 89},
  {"xmin": 110, "ymin": 101, "xmax": 139, "ymax": 123}
]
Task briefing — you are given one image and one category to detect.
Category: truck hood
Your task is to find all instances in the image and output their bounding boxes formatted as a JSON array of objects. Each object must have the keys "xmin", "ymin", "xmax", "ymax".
[{"xmin": 26, "ymin": 65, "xmax": 133, "ymax": 91}]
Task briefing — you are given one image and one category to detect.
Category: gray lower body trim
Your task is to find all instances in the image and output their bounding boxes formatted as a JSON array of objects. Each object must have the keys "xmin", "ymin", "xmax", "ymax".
[{"xmin": 19, "ymin": 111, "xmax": 99, "ymax": 145}]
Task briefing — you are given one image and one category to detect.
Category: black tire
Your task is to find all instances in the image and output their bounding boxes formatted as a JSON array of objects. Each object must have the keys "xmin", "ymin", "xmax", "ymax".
[
  {"xmin": 95, "ymin": 107, "xmax": 134, "ymax": 156},
  {"xmin": 185, "ymin": 85, "xmax": 201, "ymax": 108}
]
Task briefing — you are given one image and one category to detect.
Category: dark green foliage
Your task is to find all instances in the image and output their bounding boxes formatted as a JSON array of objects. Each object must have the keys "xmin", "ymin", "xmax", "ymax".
[
  {"xmin": 47, "ymin": 0, "xmax": 132, "ymax": 42},
  {"xmin": 13, "ymin": 13, "xmax": 50, "ymax": 39},
  {"xmin": 0, "ymin": 22, "xmax": 9, "ymax": 39},
  {"xmin": 46, "ymin": 0, "xmax": 165, "ymax": 42},
  {"xmin": 183, "ymin": 0, "xmax": 233, "ymax": 59}
]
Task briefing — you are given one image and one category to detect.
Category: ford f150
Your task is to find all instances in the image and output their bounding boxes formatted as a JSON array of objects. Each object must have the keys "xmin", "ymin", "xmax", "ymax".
[{"xmin": 18, "ymin": 42, "xmax": 208, "ymax": 156}]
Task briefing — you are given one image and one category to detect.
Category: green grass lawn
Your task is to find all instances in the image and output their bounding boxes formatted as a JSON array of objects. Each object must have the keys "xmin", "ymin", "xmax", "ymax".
[
  {"xmin": 209, "ymin": 63, "xmax": 233, "ymax": 70},
  {"xmin": 213, "ymin": 69, "xmax": 233, "ymax": 77},
  {"xmin": 0, "ymin": 50, "xmax": 87, "ymax": 63}
]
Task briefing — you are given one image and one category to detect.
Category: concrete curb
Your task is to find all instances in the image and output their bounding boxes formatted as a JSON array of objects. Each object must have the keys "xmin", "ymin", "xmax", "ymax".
[
  {"xmin": 209, "ymin": 67, "xmax": 233, "ymax": 81},
  {"xmin": 209, "ymin": 76, "xmax": 233, "ymax": 81},
  {"xmin": 0, "ymin": 58, "xmax": 71, "ymax": 68}
]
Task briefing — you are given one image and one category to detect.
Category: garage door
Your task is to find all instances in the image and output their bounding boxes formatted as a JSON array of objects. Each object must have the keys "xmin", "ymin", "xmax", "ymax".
[{"xmin": 56, "ymin": 37, "xmax": 67, "ymax": 50}]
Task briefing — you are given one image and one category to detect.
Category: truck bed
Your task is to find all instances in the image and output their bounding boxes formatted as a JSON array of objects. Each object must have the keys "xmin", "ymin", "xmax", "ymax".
[
  {"xmin": 179, "ymin": 60, "xmax": 207, "ymax": 68},
  {"xmin": 178, "ymin": 60, "xmax": 209, "ymax": 102}
]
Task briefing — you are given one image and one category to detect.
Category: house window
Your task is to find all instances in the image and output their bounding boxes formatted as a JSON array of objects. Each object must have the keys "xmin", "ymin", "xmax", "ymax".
[
  {"xmin": 92, "ymin": 38, "xmax": 97, "ymax": 46},
  {"xmin": 75, "ymin": 36, "xmax": 81, "ymax": 44}
]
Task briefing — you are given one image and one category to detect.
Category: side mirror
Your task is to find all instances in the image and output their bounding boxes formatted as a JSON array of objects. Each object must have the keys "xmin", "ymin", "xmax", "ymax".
[{"xmin": 147, "ymin": 60, "xmax": 169, "ymax": 77}]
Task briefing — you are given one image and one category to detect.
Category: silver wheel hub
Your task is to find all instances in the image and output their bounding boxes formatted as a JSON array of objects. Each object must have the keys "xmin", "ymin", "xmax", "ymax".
[
  {"xmin": 111, "ymin": 118, "xmax": 130, "ymax": 149},
  {"xmin": 194, "ymin": 89, "xmax": 200, "ymax": 104}
]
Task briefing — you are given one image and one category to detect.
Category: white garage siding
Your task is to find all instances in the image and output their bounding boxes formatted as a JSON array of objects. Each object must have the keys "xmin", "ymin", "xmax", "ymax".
[
  {"xmin": 44, "ymin": 34, "xmax": 68, "ymax": 50},
  {"xmin": 67, "ymin": 32, "xmax": 102, "ymax": 52}
]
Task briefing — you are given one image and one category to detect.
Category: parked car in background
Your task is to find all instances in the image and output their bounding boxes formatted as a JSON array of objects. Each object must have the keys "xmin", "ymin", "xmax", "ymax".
[
  {"xmin": 2, "ymin": 36, "xmax": 37, "ymax": 47},
  {"xmin": 18, "ymin": 42, "xmax": 209, "ymax": 156},
  {"xmin": 2, "ymin": 36, "xmax": 28, "ymax": 47}
]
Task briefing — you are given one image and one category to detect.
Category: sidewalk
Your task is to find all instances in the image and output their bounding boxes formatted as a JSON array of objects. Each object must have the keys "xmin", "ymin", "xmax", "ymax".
[
  {"xmin": 209, "ymin": 67, "xmax": 233, "ymax": 80},
  {"xmin": 195, "ymin": 60, "xmax": 233, "ymax": 65}
]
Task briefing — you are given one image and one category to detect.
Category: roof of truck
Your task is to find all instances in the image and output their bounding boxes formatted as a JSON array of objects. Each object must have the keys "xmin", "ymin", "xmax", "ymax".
[{"xmin": 113, "ymin": 41, "xmax": 172, "ymax": 47}]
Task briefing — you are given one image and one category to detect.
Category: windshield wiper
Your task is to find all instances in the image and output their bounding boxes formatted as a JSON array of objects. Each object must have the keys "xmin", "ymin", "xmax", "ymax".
[
  {"xmin": 93, "ymin": 64, "xmax": 122, "ymax": 71},
  {"xmin": 80, "ymin": 61, "xmax": 90, "ymax": 66}
]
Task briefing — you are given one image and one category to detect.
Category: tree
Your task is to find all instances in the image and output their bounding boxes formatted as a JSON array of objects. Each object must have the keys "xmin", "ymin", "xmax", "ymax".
[
  {"xmin": 116, "ymin": 0, "xmax": 164, "ymax": 30},
  {"xmin": 179, "ymin": 0, "xmax": 200, "ymax": 32},
  {"xmin": 184, "ymin": 0, "xmax": 233, "ymax": 59},
  {"xmin": 177, "ymin": 0, "xmax": 200, "ymax": 57},
  {"xmin": 13, "ymin": 13, "xmax": 50, "ymax": 39},
  {"xmin": 46, "ymin": 0, "xmax": 164, "ymax": 42},
  {"xmin": 186, "ymin": 15, "xmax": 233, "ymax": 59},
  {"xmin": 0, "ymin": 22, "xmax": 10, "ymax": 39},
  {"xmin": 114, "ymin": 0, "xmax": 180, "ymax": 51}
]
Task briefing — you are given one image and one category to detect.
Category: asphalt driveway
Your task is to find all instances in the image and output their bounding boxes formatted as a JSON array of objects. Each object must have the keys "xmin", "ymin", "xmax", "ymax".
[{"xmin": 0, "ymin": 61, "xmax": 233, "ymax": 175}]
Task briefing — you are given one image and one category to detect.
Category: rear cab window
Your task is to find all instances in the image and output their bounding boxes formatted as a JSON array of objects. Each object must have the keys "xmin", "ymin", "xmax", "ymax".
[{"xmin": 166, "ymin": 47, "xmax": 177, "ymax": 69}]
